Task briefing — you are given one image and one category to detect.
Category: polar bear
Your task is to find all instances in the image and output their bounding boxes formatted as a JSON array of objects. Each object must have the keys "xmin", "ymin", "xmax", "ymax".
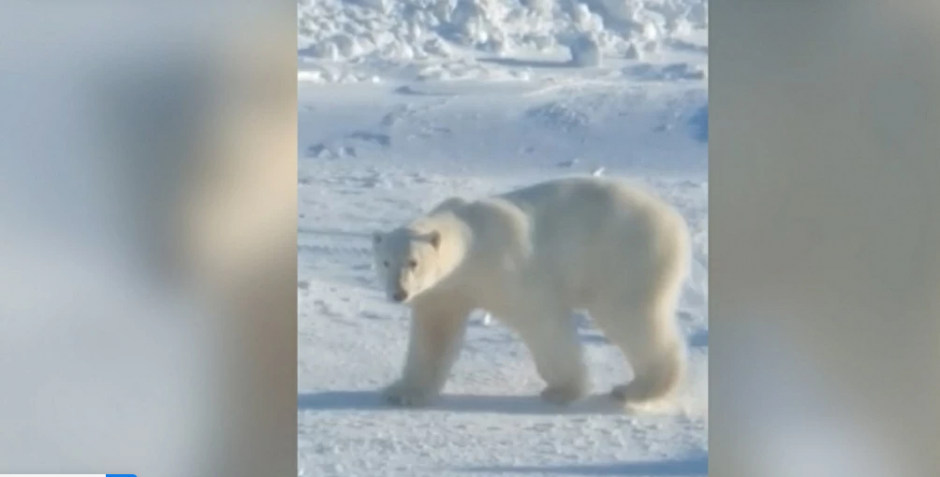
[{"xmin": 371, "ymin": 176, "xmax": 691, "ymax": 409}]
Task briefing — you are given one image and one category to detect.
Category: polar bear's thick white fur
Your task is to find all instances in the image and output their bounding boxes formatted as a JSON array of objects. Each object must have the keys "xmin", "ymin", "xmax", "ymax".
[{"xmin": 371, "ymin": 176, "xmax": 691, "ymax": 409}]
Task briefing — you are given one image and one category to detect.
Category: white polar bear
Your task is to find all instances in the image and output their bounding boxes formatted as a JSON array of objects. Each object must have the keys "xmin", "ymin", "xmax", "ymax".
[{"xmin": 371, "ymin": 176, "xmax": 691, "ymax": 409}]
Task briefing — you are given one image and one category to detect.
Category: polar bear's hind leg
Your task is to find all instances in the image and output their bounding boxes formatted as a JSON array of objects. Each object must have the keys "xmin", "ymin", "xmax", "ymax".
[{"xmin": 591, "ymin": 296, "xmax": 687, "ymax": 407}]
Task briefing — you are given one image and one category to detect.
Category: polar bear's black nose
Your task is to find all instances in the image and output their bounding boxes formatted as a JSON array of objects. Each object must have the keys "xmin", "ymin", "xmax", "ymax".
[{"xmin": 393, "ymin": 290, "xmax": 408, "ymax": 302}]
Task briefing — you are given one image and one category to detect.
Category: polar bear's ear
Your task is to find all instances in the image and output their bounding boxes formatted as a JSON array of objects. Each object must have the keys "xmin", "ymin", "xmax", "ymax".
[{"xmin": 427, "ymin": 230, "xmax": 441, "ymax": 249}]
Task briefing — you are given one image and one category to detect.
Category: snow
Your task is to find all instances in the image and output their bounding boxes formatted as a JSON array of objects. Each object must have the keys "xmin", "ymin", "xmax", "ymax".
[
  {"xmin": 298, "ymin": 0, "xmax": 708, "ymax": 84},
  {"xmin": 298, "ymin": 0, "xmax": 707, "ymax": 475}
]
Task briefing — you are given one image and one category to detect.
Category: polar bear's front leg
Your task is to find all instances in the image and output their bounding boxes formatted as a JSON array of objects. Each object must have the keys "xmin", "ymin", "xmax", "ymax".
[{"xmin": 383, "ymin": 295, "xmax": 472, "ymax": 407}]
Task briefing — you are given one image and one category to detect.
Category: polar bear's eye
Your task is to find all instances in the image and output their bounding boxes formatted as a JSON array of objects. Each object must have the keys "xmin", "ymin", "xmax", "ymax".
[{"xmin": 408, "ymin": 259, "xmax": 418, "ymax": 269}]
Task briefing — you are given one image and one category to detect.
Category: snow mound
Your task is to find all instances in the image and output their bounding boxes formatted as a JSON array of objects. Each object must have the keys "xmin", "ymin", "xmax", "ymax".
[
  {"xmin": 298, "ymin": 0, "xmax": 708, "ymax": 82},
  {"xmin": 569, "ymin": 35, "xmax": 602, "ymax": 67}
]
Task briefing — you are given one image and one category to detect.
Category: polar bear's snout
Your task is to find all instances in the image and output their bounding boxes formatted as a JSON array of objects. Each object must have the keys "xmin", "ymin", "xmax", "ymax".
[
  {"xmin": 382, "ymin": 273, "xmax": 409, "ymax": 303},
  {"xmin": 386, "ymin": 268, "xmax": 413, "ymax": 303},
  {"xmin": 392, "ymin": 289, "xmax": 408, "ymax": 303}
]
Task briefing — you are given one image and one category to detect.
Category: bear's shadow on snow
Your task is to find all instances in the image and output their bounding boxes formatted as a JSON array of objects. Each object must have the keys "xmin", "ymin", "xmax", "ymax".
[
  {"xmin": 457, "ymin": 455, "xmax": 708, "ymax": 476},
  {"xmin": 298, "ymin": 391, "xmax": 627, "ymax": 415}
]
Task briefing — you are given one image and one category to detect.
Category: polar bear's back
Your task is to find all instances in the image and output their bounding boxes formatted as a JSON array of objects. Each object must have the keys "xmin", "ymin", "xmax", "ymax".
[
  {"xmin": 498, "ymin": 176, "xmax": 685, "ymax": 239},
  {"xmin": 492, "ymin": 176, "xmax": 690, "ymax": 304},
  {"xmin": 500, "ymin": 176, "xmax": 657, "ymax": 216}
]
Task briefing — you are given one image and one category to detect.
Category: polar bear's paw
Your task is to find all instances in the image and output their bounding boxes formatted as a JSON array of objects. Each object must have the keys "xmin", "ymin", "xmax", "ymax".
[
  {"xmin": 610, "ymin": 382, "xmax": 676, "ymax": 413},
  {"xmin": 382, "ymin": 380, "xmax": 438, "ymax": 407},
  {"xmin": 540, "ymin": 381, "xmax": 589, "ymax": 406}
]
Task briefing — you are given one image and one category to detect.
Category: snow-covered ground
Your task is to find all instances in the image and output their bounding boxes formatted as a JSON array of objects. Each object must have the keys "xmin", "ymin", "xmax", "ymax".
[{"xmin": 298, "ymin": 1, "xmax": 707, "ymax": 475}]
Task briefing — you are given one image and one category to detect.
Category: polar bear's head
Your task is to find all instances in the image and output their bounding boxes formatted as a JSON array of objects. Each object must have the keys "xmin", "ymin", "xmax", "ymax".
[{"xmin": 371, "ymin": 227, "xmax": 442, "ymax": 304}]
